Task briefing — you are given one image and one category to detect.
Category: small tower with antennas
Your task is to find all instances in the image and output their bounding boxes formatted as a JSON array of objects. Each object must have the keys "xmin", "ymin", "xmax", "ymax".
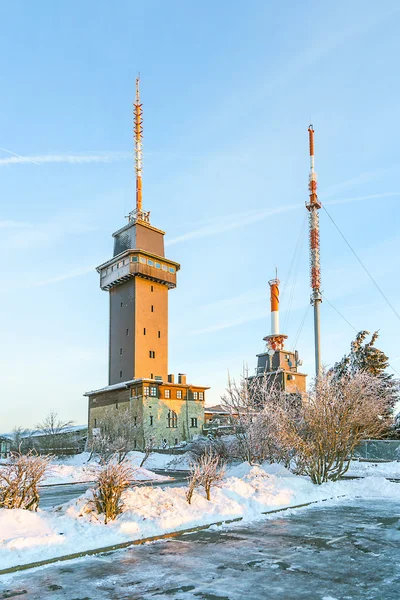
[{"xmin": 251, "ymin": 274, "xmax": 307, "ymax": 394}]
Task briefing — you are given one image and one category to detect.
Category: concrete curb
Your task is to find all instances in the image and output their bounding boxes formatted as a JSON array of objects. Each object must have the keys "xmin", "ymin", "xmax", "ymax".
[{"xmin": 0, "ymin": 494, "xmax": 347, "ymax": 577}]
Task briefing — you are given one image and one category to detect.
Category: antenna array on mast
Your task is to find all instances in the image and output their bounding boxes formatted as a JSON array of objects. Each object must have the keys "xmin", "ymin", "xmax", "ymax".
[{"xmin": 128, "ymin": 75, "xmax": 150, "ymax": 224}]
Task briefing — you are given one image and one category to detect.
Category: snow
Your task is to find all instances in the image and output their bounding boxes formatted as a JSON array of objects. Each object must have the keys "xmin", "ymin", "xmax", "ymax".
[
  {"xmin": 1, "ymin": 461, "xmax": 400, "ymax": 571},
  {"xmin": 346, "ymin": 460, "xmax": 400, "ymax": 478},
  {"xmin": 42, "ymin": 452, "xmax": 172, "ymax": 485}
]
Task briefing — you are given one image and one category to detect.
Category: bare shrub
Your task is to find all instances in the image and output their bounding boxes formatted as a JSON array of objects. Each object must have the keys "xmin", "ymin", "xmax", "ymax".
[
  {"xmin": 265, "ymin": 371, "xmax": 391, "ymax": 484},
  {"xmin": 0, "ymin": 452, "xmax": 51, "ymax": 510},
  {"xmin": 185, "ymin": 461, "xmax": 202, "ymax": 504},
  {"xmin": 90, "ymin": 459, "xmax": 134, "ymax": 523},
  {"xmin": 139, "ymin": 439, "xmax": 155, "ymax": 468},
  {"xmin": 89, "ymin": 408, "xmax": 136, "ymax": 464}
]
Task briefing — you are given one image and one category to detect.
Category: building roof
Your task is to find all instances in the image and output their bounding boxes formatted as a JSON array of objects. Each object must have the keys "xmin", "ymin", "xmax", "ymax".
[{"xmin": 204, "ymin": 404, "xmax": 232, "ymax": 415}]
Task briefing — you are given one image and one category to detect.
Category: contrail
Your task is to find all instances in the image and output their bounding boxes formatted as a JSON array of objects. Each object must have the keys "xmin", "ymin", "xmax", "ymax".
[{"xmin": 0, "ymin": 147, "xmax": 41, "ymax": 165}]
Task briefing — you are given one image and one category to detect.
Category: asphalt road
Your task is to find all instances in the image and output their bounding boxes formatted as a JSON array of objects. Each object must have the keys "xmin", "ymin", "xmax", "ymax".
[{"xmin": 1, "ymin": 499, "xmax": 399, "ymax": 599}]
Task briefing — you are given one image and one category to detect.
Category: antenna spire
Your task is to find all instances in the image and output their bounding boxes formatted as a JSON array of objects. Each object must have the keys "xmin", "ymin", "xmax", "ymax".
[
  {"xmin": 306, "ymin": 124, "xmax": 322, "ymax": 376},
  {"xmin": 129, "ymin": 75, "xmax": 150, "ymax": 223}
]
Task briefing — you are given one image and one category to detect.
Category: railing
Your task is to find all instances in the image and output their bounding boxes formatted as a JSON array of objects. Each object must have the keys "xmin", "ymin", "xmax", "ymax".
[{"xmin": 353, "ymin": 439, "xmax": 400, "ymax": 461}]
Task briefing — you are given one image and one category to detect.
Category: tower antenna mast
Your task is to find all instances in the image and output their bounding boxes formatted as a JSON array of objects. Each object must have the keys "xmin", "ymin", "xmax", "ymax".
[
  {"xmin": 306, "ymin": 125, "xmax": 322, "ymax": 376},
  {"xmin": 130, "ymin": 75, "xmax": 150, "ymax": 223}
]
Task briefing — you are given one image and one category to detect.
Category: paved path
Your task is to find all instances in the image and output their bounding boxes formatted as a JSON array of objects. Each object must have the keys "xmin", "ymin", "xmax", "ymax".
[{"xmin": 1, "ymin": 499, "xmax": 399, "ymax": 599}]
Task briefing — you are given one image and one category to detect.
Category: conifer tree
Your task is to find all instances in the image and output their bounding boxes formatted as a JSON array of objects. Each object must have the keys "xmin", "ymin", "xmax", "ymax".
[{"xmin": 332, "ymin": 330, "xmax": 399, "ymax": 412}]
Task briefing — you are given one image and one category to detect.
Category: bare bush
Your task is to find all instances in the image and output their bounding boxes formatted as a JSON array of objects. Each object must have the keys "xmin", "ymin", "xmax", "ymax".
[
  {"xmin": 139, "ymin": 439, "xmax": 155, "ymax": 468},
  {"xmin": 89, "ymin": 408, "xmax": 136, "ymax": 464},
  {"xmin": 264, "ymin": 371, "xmax": 390, "ymax": 484},
  {"xmin": 90, "ymin": 459, "xmax": 135, "ymax": 523},
  {"xmin": 0, "ymin": 452, "xmax": 51, "ymax": 510},
  {"xmin": 185, "ymin": 461, "xmax": 202, "ymax": 504}
]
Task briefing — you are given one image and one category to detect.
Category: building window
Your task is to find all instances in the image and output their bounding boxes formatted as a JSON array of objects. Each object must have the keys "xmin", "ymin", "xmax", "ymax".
[
  {"xmin": 199, "ymin": 392, "xmax": 204, "ymax": 400},
  {"xmin": 139, "ymin": 257, "xmax": 146, "ymax": 264},
  {"xmin": 151, "ymin": 285, "xmax": 154, "ymax": 292},
  {"xmin": 116, "ymin": 400, "xmax": 119, "ymax": 409},
  {"xmin": 177, "ymin": 390, "xmax": 182, "ymax": 399},
  {"xmin": 193, "ymin": 392, "xmax": 198, "ymax": 400},
  {"xmin": 167, "ymin": 410, "xmax": 178, "ymax": 428},
  {"xmin": 126, "ymin": 329, "xmax": 129, "ymax": 336},
  {"xmin": 149, "ymin": 416, "xmax": 154, "ymax": 426},
  {"xmin": 120, "ymin": 370, "xmax": 123, "ymax": 378},
  {"xmin": 118, "ymin": 262, "xmax": 123, "ymax": 268},
  {"xmin": 94, "ymin": 418, "xmax": 97, "ymax": 428},
  {"xmin": 147, "ymin": 259, "xmax": 154, "ymax": 266},
  {"xmin": 155, "ymin": 262, "xmax": 161, "ymax": 269},
  {"xmin": 144, "ymin": 328, "xmax": 146, "ymax": 335},
  {"xmin": 162, "ymin": 265, "xmax": 167, "ymax": 271},
  {"xmin": 133, "ymin": 416, "xmax": 137, "ymax": 426},
  {"xmin": 120, "ymin": 302, "xmax": 123, "ymax": 307},
  {"xmin": 158, "ymin": 330, "xmax": 161, "ymax": 338},
  {"xmin": 134, "ymin": 439, "xmax": 137, "ymax": 448},
  {"xmin": 169, "ymin": 267, "xmax": 175, "ymax": 273},
  {"xmin": 120, "ymin": 348, "xmax": 123, "ymax": 355},
  {"xmin": 131, "ymin": 256, "xmax": 138, "ymax": 263},
  {"xmin": 150, "ymin": 386, "xmax": 157, "ymax": 397},
  {"xmin": 191, "ymin": 418, "xmax": 198, "ymax": 428},
  {"xmin": 151, "ymin": 305, "xmax": 154, "ymax": 312},
  {"xmin": 149, "ymin": 350, "xmax": 155, "ymax": 358},
  {"xmin": 150, "ymin": 373, "xmax": 153, "ymax": 379},
  {"xmin": 124, "ymin": 259, "xmax": 129, "ymax": 265},
  {"xmin": 143, "ymin": 386, "xmax": 149, "ymax": 396},
  {"xmin": 175, "ymin": 438, "xmax": 178, "ymax": 445},
  {"xmin": 164, "ymin": 389, "xmax": 170, "ymax": 398}
]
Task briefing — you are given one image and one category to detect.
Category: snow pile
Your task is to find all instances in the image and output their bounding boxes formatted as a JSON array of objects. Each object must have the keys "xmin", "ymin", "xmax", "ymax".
[
  {"xmin": 1, "ymin": 463, "xmax": 400, "ymax": 571},
  {"xmin": 42, "ymin": 453, "xmax": 171, "ymax": 485}
]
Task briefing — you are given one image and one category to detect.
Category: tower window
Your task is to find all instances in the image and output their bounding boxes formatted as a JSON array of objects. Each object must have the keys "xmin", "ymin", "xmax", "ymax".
[
  {"xmin": 191, "ymin": 418, "xmax": 198, "ymax": 428},
  {"xmin": 120, "ymin": 302, "xmax": 123, "ymax": 307},
  {"xmin": 147, "ymin": 259, "xmax": 154, "ymax": 266},
  {"xmin": 151, "ymin": 285, "xmax": 154, "ymax": 292},
  {"xmin": 169, "ymin": 267, "xmax": 175, "ymax": 273},
  {"xmin": 133, "ymin": 416, "xmax": 137, "ymax": 426},
  {"xmin": 155, "ymin": 262, "xmax": 161, "ymax": 269},
  {"xmin": 144, "ymin": 328, "xmax": 146, "ymax": 335},
  {"xmin": 177, "ymin": 390, "xmax": 182, "ymax": 399},
  {"xmin": 158, "ymin": 331, "xmax": 161, "ymax": 338},
  {"xmin": 149, "ymin": 351, "xmax": 155, "ymax": 358},
  {"xmin": 134, "ymin": 439, "xmax": 137, "ymax": 448},
  {"xmin": 94, "ymin": 418, "xmax": 97, "ymax": 428},
  {"xmin": 120, "ymin": 348, "xmax": 123, "ymax": 355},
  {"xmin": 126, "ymin": 329, "xmax": 129, "ymax": 336},
  {"xmin": 151, "ymin": 305, "xmax": 154, "ymax": 312},
  {"xmin": 120, "ymin": 370, "xmax": 123, "ymax": 378},
  {"xmin": 149, "ymin": 416, "xmax": 154, "ymax": 426},
  {"xmin": 162, "ymin": 265, "xmax": 167, "ymax": 271},
  {"xmin": 131, "ymin": 256, "xmax": 138, "ymax": 263},
  {"xmin": 139, "ymin": 257, "xmax": 146, "ymax": 264}
]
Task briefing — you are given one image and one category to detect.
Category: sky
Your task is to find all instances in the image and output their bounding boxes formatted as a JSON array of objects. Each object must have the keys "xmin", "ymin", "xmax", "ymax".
[{"xmin": 1, "ymin": 0, "xmax": 400, "ymax": 431}]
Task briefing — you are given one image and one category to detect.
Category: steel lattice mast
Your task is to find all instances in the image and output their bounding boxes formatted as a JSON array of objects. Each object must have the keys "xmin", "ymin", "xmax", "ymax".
[{"xmin": 306, "ymin": 125, "xmax": 322, "ymax": 376}]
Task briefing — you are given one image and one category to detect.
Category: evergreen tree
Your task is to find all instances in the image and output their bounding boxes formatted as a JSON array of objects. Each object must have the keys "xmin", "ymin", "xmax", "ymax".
[{"xmin": 332, "ymin": 330, "xmax": 399, "ymax": 412}]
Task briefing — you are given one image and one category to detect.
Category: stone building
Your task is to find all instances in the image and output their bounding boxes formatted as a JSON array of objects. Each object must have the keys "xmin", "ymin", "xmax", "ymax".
[{"xmin": 85, "ymin": 79, "xmax": 208, "ymax": 449}]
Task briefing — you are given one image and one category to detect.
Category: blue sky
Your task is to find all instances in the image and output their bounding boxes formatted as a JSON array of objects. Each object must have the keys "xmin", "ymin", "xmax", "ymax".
[{"xmin": 1, "ymin": 1, "xmax": 400, "ymax": 430}]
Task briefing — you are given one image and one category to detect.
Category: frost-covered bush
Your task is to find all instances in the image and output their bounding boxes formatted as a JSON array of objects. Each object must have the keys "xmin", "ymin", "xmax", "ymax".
[
  {"xmin": 90, "ymin": 459, "xmax": 134, "ymax": 523},
  {"xmin": 0, "ymin": 452, "xmax": 51, "ymax": 511},
  {"xmin": 186, "ymin": 450, "xmax": 225, "ymax": 503}
]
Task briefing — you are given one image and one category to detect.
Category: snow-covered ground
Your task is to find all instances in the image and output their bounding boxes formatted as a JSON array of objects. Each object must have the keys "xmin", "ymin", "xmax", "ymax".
[
  {"xmin": 346, "ymin": 459, "xmax": 400, "ymax": 478},
  {"xmin": 42, "ymin": 452, "xmax": 173, "ymax": 485},
  {"xmin": 1, "ymin": 461, "xmax": 400, "ymax": 571}
]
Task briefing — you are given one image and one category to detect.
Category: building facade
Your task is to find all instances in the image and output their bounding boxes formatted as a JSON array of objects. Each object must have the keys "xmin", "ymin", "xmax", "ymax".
[{"xmin": 85, "ymin": 79, "xmax": 208, "ymax": 449}]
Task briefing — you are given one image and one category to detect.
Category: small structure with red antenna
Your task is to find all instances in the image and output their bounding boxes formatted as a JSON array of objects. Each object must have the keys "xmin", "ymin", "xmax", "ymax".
[
  {"xmin": 306, "ymin": 124, "xmax": 322, "ymax": 376},
  {"xmin": 263, "ymin": 271, "xmax": 288, "ymax": 352}
]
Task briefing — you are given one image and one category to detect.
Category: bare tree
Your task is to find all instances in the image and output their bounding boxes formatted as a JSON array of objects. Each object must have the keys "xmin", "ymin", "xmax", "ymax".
[
  {"xmin": 35, "ymin": 411, "xmax": 75, "ymax": 454},
  {"xmin": 264, "ymin": 371, "xmax": 390, "ymax": 484},
  {"xmin": 90, "ymin": 459, "xmax": 135, "ymax": 523},
  {"xmin": 89, "ymin": 408, "xmax": 136, "ymax": 464},
  {"xmin": 0, "ymin": 452, "xmax": 51, "ymax": 510},
  {"xmin": 139, "ymin": 438, "xmax": 155, "ymax": 468},
  {"xmin": 10, "ymin": 426, "xmax": 36, "ymax": 454}
]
